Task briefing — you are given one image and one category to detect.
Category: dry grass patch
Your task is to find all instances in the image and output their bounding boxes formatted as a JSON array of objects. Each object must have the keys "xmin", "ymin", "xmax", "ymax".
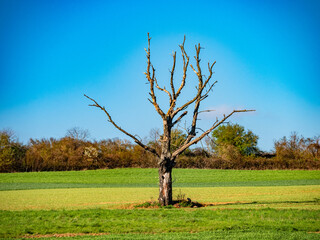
[{"xmin": 1, "ymin": 185, "xmax": 319, "ymax": 211}]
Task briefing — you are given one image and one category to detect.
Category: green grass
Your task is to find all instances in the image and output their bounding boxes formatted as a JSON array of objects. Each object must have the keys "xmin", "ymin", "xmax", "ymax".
[
  {"xmin": 1, "ymin": 169, "xmax": 319, "ymax": 239},
  {"xmin": 1, "ymin": 169, "xmax": 319, "ymax": 190},
  {"xmin": 0, "ymin": 208, "xmax": 319, "ymax": 239}
]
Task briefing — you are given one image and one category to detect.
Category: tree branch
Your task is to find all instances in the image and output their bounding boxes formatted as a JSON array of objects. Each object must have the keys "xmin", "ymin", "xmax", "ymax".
[
  {"xmin": 84, "ymin": 94, "xmax": 160, "ymax": 158},
  {"xmin": 198, "ymin": 109, "xmax": 216, "ymax": 114},
  {"xmin": 170, "ymin": 51, "xmax": 176, "ymax": 97},
  {"xmin": 175, "ymin": 35, "xmax": 189, "ymax": 99},
  {"xmin": 154, "ymin": 73, "xmax": 173, "ymax": 102},
  {"xmin": 200, "ymin": 80, "xmax": 218, "ymax": 100},
  {"xmin": 172, "ymin": 111, "xmax": 188, "ymax": 126},
  {"xmin": 172, "ymin": 46, "xmax": 217, "ymax": 120},
  {"xmin": 144, "ymin": 33, "xmax": 166, "ymax": 119},
  {"xmin": 167, "ymin": 36, "xmax": 190, "ymax": 116},
  {"xmin": 172, "ymin": 109, "xmax": 255, "ymax": 158}
]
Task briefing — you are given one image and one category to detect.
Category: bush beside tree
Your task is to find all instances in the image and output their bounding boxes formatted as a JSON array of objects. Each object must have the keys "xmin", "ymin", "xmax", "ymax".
[{"xmin": 211, "ymin": 123, "xmax": 259, "ymax": 156}]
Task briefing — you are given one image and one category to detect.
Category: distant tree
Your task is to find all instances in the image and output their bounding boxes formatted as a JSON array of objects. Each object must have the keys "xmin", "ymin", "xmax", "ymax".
[
  {"xmin": 170, "ymin": 128, "xmax": 187, "ymax": 152},
  {"xmin": 211, "ymin": 123, "xmax": 258, "ymax": 156},
  {"xmin": 147, "ymin": 128, "xmax": 187, "ymax": 153},
  {"xmin": 85, "ymin": 34, "xmax": 254, "ymax": 205},
  {"xmin": 66, "ymin": 127, "xmax": 90, "ymax": 141},
  {"xmin": 275, "ymin": 132, "xmax": 320, "ymax": 160}
]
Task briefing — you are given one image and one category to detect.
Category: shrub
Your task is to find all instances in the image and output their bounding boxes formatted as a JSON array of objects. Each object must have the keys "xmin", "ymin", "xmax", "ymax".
[
  {"xmin": 0, "ymin": 130, "xmax": 26, "ymax": 172},
  {"xmin": 275, "ymin": 133, "xmax": 320, "ymax": 162},
  {"xmin": 1, "ymin": 129, "xmax": 319, "ymax": 172},
  {"xmin": 211, "ymin": 123, "xmax": 259, "ymax": 156}
]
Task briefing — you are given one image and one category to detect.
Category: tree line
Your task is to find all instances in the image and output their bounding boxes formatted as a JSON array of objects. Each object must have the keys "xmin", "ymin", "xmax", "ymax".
[{"xmin": 1, "ymin": 125, "xmax": 319, "ymax": 172}]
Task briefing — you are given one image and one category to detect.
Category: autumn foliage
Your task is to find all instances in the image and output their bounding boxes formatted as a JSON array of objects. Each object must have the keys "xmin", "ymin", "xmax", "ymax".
[{"xmin": 0, "ymin": 128, "xmax": 319, "ymax": 172}]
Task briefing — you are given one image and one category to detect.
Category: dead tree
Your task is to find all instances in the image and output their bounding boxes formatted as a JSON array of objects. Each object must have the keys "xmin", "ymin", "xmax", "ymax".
[{"xmin": 85, "ymin": 34, "xmax": 254, "ymax": 206}]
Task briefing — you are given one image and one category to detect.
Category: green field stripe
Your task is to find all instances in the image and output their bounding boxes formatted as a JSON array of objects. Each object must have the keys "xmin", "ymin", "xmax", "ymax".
[
  {"xmin": 1, "ymin": 179, "xmax": 320, "ymax": 191},
  {"xmin": 175, "ymin": 179, "xmax": 320, "ymax": 187},
  {"xmin": 0, "ymin": 208, "xmax": 319, "ymax": 239},
  {"xmin": 0, "ymin": 182, "xmax": 158, "ymax": 191},
  {"xmin": 1, "ymin": 169, "xmax": 320, "ymax": 191},
  {"xmin": 1, "ymin": 169, "xmax": 319, "ymax": 185}
]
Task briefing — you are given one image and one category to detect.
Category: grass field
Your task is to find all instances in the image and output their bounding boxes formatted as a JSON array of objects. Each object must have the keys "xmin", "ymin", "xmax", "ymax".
[
  {"xmin": 0, "ymin": 168, "xmax": 319, "ymax": 239},
  {"xmin": 1, "ymin": 168, "xmax": 319, "ymax": 190},
  {"xmin": 1, "ymin": 208, "xmax": 319, "ymax": 239}
]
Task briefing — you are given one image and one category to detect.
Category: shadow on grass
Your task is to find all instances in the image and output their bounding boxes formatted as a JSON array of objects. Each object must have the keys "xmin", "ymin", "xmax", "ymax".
[{"xmin": 133, "ymin": 198, "xmax": 320, "ymax": 209}]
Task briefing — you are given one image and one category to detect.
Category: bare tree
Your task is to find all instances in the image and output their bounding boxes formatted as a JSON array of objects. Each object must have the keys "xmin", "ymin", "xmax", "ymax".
[
  {"xmin": 85, "ymin": 34, "xmax": 254, "ymax": 206},
  {"xmin": 66, "ymin": 127, "xmax": 90, "ymax": 141}
]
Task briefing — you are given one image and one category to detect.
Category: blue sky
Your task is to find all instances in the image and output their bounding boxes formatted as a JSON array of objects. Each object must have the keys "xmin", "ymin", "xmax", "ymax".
[{"xmin": 0, "ymin": 0, "xmax": 319, "ymax": 151}]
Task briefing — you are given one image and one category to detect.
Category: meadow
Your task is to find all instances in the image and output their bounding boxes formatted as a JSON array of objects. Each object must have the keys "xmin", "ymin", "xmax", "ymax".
[{"xmin": 0, "ymin": 169, "xmax": 319, "ymax": 239}]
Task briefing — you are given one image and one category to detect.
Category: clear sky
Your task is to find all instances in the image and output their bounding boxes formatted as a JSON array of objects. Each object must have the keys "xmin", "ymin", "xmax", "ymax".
[{"xmin": 0, "ymin": 0, "xmax": 319, "ymax": 151}]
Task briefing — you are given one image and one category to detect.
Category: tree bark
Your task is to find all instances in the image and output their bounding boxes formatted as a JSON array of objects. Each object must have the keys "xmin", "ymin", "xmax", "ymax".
[
  {"xmin": 158, "ymin": 161, "xmax": 173, "ymax": 206},
  {"xmin": 158, "ymin": 118, "xmax": 174, "ymax": 206}
]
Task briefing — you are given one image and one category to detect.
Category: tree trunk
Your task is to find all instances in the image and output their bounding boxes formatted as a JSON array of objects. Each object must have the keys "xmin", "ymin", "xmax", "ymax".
[
  {"xmin": 158, "ymin": 163, "xmax": 173, "ymax": 206},
  {"xmin": 158, "ymin": 118, "xmax": 173, "ymax": 206}
]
